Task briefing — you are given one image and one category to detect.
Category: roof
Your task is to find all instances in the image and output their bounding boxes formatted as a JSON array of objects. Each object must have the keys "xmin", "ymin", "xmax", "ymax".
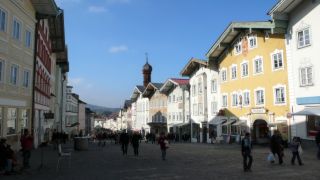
[
  {"xmin": 131, "ymin": 85, "xmax": 145, "ymax": 102},
  {"xmin": 31, "ymin": 0, "xmax": 58, "ymax": 15},
  {"xmin": 180, "ymin": 58, "xmax": 208, "ymax": 77},
  {"xmin": 142, "ymin": 82, "xmax": 164, "ymax": 98},
  {"xmin": 123, "ymin": 100, "xmax": 132, "ymax": 109},
  {"xmin": 160, "ymin": 78, "xmax": 189, "ymax": 94},
  {"xmin": 206, "ymin": 21, "xmax": 286, "ymax": 62},
  {"xmin": 268, "ymin": 0, "xmax": 303, "ymax": 19},
  {"xmin": 78, "ymin": 99, "xmax": 86, "ymax": 104}
]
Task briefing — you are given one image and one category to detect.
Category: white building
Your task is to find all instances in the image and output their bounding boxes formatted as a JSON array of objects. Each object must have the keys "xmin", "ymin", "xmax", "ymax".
[
  {"xmin": 65, "ymin": 86, "xmax": 79, "ymax": 135},
  {"xmin": 78, "ymin": 99, "xmax": 86, "ymax": 134},
  {"xmin": 181, "ymin": 58, "xmax": 220, "ymax": 143},
  {"xmin": 160, "ymin": 78, "xmax": 190, "ymax": 140},
  {"xmin": 269, "ymin": 0, "xmax": 320, "ymax": 141}
]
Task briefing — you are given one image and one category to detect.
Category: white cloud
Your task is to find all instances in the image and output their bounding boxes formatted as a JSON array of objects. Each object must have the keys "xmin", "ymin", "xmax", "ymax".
[
  {"xmin": 106, "ymin": 0, "xmax": 131, "ymax": 4},
  {"xmin": 108, "ymin": 45, "xmax": 128, "ymax": 53},
  {"xmin": 88, "ymin": 6, "xmax": 108, "ymax": 13},
  {"xmin": 68, "ymin": 77, "xmax": 84, "ymax": 86}
]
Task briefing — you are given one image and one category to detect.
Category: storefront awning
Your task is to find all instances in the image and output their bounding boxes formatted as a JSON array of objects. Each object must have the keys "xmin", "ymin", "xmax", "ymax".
[
  {"xmin": 209, "ymin": 118, "xmax": 227, "ymax": 125},
  {"xmin": 292, "ymin": 107, "xmax": 320, "ymax": 116},
  {"xmin": 222, "ymin": 120, "xmax": 236, "ymax": 126},
  {"xmin": 232, "ymin": 121, "xmax": 246, "ymax": 126}
]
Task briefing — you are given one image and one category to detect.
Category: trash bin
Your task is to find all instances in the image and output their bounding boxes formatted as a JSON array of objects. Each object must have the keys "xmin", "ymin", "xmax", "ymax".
[{"xmin": 74, "ymin": 137, "xmax": 89, "ymax": 150}]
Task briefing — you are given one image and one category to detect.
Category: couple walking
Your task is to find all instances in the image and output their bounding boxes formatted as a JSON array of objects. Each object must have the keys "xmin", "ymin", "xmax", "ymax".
[{"xmin": 119, "ymin": 131, "xmax": 140, "ymax": 156}]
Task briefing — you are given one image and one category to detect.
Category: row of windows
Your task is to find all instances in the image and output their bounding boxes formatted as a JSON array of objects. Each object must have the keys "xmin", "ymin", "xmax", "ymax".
[
  {"xmin": 0, "ymin": 7, "xmax": 33, "ymax": 48},
  {"xmin": 168, "ymin": 112, "xmax": 185, "ymax": 121},
  {"xmin": 234, "ymin": 34, "xmax": 258, "ymax": 55},
  {"xmin": 221, "ymin": 86, "xmax": 287, "ymax": 108},
  {"xmin": 150, "ymin": 100, "xmax": 166, "ymax": 108},
  {"xmin": 0, "ymin": 59, "xmax": 30, "ymax": 88},
  {"xmin": 221, "ymin": 50, "xmax": 284, "ymax": 82},
  {"xmin": 191, "ymin": 79, "xmax": 218, "ymax": 97},
  {"xmin": 0, "ymin": 107, "xmax": 28, "ymax": 135},
  {"xmin": 168, "ymin": 94, "xmax": 184, "ymax": 103}
]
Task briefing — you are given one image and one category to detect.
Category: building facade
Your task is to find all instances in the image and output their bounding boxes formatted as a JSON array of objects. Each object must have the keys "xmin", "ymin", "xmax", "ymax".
[
  {"xmin": 206, "ymin": 22, "xmax": 289, "ymax": 144},
  {"xmin": 78, "ymin": 99, "xmax": 86, "ymax": 135},
  {"xmin": 65, "ymin": 86, "xmax": 79, "ymax": 136},
  {"xmin": 0, "ymin": 0, "xmax": 36, "ymax": 149},
  {"xmin": 269, "ymin": 0, "xmax": 320, "ymax": 141}
]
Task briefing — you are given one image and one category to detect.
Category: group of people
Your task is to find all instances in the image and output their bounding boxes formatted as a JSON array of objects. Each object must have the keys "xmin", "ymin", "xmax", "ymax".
[
  {"xmin": 241, "ymin": 130, "xmax": 320, "ymax": 172},
  {"xmin": 0, "ymin": 129, "xmax": 33, "ymax": 175}
]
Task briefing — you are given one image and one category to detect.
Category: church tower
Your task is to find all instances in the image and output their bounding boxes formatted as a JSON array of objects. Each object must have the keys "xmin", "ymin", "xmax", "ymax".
[{"xmin": 142, "ymin": 53, "xmax": 152, "ymax": 87}]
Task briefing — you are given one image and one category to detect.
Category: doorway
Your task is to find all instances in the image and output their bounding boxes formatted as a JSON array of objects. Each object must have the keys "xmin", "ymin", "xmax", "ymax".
[{"xmin": 252, "ymin": 119, "xmax": 269, "ymax": 144}]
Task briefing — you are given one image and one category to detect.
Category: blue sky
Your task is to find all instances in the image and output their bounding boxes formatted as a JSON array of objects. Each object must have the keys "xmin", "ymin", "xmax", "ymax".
[{"xmin": 55, "ymin": 0, "xmax": 278, "ymax": 108}]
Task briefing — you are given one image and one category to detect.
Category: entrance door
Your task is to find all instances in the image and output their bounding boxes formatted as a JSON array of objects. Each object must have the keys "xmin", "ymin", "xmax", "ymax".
[{"xmin": 252, "ymin": 119, "xmax": 269, "ymax": 144}]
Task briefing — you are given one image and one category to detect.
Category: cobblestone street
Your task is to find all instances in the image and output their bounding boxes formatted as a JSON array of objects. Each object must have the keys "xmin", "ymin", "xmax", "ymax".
[{"xmin": 2, "ymin": 142, "xmax": 320, "ymax": 180}]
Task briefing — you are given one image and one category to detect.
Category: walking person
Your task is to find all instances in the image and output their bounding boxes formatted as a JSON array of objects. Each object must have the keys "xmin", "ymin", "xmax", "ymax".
[
  {"xmin": 158, "ymin": 132, "xmax": 168, "ymax": 161},
  {"xmin": 270, "ymin": 130, "xmax": 284, "ymax": 165},
  {"xmin": 120, "ymin": 131, "xmax": 129, "ymax": 155},
  {"xmin": 20, "ymin": 129, "xmax": 33, "ymax": 169},
  {"xmin": 241, "ymin": 132, "xmax": 253, "ymax": 172},
  {"xmin": 315, "ymin": 129, "xmax": 320, "ymax": 160},
  {"xmin": 290, "ymin": 137, "xmax": 303, "ymax": 165},
  {"xmin": 131, "ymin": 132, "xmax": 140, "ymax": 156}
]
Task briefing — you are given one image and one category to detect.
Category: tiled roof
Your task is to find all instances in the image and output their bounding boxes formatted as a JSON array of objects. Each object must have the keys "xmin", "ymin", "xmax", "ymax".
[
  {"xmin": 136, "ymin": 85, "xmax": 145, "ymax": 92},
  {"xmin": 171, "ymin": 78, "xmax": 189, "ymax": 85},
  {"xmin": 152, "ymin": 83, "xmax": 164, "ymax": 90}
]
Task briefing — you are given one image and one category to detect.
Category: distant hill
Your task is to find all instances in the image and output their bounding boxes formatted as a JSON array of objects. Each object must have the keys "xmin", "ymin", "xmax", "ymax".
[{"xmin": 86, "ymin": 104, "xmax": 120, "ymax": 116}]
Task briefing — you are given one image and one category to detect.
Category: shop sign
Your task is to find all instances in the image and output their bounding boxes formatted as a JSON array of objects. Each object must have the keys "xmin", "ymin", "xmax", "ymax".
[{"xmin": 251, "ymin": 108, "xmax": 266, "ymax": 114}]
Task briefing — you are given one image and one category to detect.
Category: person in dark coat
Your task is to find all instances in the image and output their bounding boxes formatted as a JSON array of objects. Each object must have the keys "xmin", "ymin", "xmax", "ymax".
[
  {"xmin": 158, "ymin": 132, "xmax": 168, "ymax": 160},
  {"xmin": 0, "ymin": 138, "xmax": 7, "ymax": 172},
  {"xmin": 20, "ymin": 129, "xmax": 33, "ymax": 168},
  {"xmin": 131, "ymin": 132, "xmax": 140, "ymax": 156},
  {"xmin": 316, "ymin": 129, "xmax": 320, "ymax": 160},
  {"xmin": 241, "ymin": 132, "xmax": 253, "ymax": 172},
  {"xmin": 120, "ymin": 131, "xmax": 130, "ymax": 155},
  {"xmin": 290, "ymin": 137, "xmax": 303, "ymax": 165},
  {"xmin": 270, "ymin": 130, "xmax": 284, "ymax": 165}
]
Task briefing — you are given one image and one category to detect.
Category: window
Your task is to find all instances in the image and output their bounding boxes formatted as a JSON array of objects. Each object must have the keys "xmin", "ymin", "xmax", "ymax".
[
  {"xmin": 248, "ymin": 34, "xmax": 257, "ymax": 49},
  {"xmin": 298, "ymin": 28, "xmax": 311, "ymax": 48},
  {"xmin": 172, "ymin": 113, "xmax": 175, "ymax": 121},
  {"xmin": 211, "ymin": 101, "xmax": 217, "ymax": 115},
  {"xmin": 168, "ymin": 96, "xmax": 171, "ymax": 103},
  {"xmin": 192, "ymin": 85, "xmax": 196, "ymax": 96},
  {"xmin": 23, "ymin": 70, "xmax": 30, "ymax": 88},
  {"xmin": 0, "ymin": 59, "xmax": 4, "ymax": 82},
  {"xmin": 254, "ymin": 57, "xmax": 263, "ymax": 74},
  {"xmin": 13, "ymin": 18, "xmax": 21, "ymax": 40},
  {"xmin": 25, "ymin": 30, "xmax": 32, "ymax": 48},
  {"xmin": 10, "ymin": 64, "xmax": 19, "ymax": 85},
  {"xmin": 306, "ymin": 115, "xmax": 320, "ymax": 137},
  {"xmin": 20, "ymin": 109, "xmax": 28, "ymax": 130},
  {"xmin": 255, "ymin": 89, "xmax": 264, "ymax": 105},
  {"xmin": 198, "ymin": 79, "xmax": 202, "ymax": 94},
  {"xmin": 221, "ymin": 69, "xmax": 227, "ymax": 82},
  {"xmin": 274, "ymin": 86, "xmax": 286, "ymax": 104},
  {"xmin": 272, "ymin": 50, "xmax": 283, "ymax": 70},
  {"xmin": 7, "ymin": 108, "xmax": 17, "ymax": 135},
  {"xmin": 222, "ymin": 95, "xmax": 228, "ymax": 107},
  {"xmin": 300, "ymin": 67, "xmax": 313, "ymax": 86},
  {"xmin": 179, "ymin": 112, "xmax": 182, "ymax": 121},
  {"xmin": 231, "ymin": 65, "xmax": 237, "ymax": 79},
  {"xmin": 232, "ymin": 93, "xmax": 238, "ymax": 107},
  {"xmin": 193, "ymin": 104, "xmax": 198, "ymax": 116},
  {"xmin": 198, "ymin": 103, "xmax": 203, "ymax": 115},
  {"xmin": 0, "ymin": 8, "xmax": 7, "ymax": 32},
  {"xmin": 234, "ymin": 41, "xmax": 242, "ymax": 55},
  {"xmin": 211, "ymin": 79, "xmax": 217, "ymax": 93},
  {"xmin": 241, "ymin": 62, "xmax": 248, "ymax": 77},
  {"xmin": 243, "ymin": 91, "xmax": 250, "ymax": 106}
]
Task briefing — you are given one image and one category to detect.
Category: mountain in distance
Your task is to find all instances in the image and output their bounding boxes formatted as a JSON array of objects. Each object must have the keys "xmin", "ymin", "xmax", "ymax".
[{"xmin": 86, "ymin": 104, "xmax": 120, "ymax": 116}]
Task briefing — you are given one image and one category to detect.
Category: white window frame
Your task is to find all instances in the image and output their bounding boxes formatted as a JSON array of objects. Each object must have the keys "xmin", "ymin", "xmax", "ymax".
[
  {"xmin": 192, "ymin": 84, "xmax": 196, "ymax": 96},
  {"xmin": 254, "ymin": 88, "xmax": 265, "ymax": 106},
  {"xmin": 297, "ymin": 27, "xmax": 311, "ymax": 49},
  {"xmin": 241, "ymin": 60, "xmax": 249, "ymax": 78},
  {"xmin": 25, "ymin": 28, "xmax": 32, "ymax": 48},
  {"xmin": 12, "ymin": 17, "xmax": 22, "ymax": 41},
  {"xmin": 231, "ymin": 92, "xmax": 238, "ymax": 107},
  {"xmin": 211, "ymin": 79, "xmax": 217, "ymax": 93},
  {"xmin": 234, "ymin": 40, "xmax": 242, "ymax": 55},
  {"xmin": 242, "ymin": 90, "xmax": 250, "ymax": 107},
  {"xmin": 198, "ymin": 78, "xmax": 202, "ymax": 95},
  {"xmin": 300, "ymin": 66, "xmax": 313, "ymax": 87},
  {"xmin": 22, "ymin": 69, "xmax": 30, "ymax": 88},
  {"xmin": 253, "ymin": 56, "xmax": 263, "ymax": 75},
  {"xmin": 230, "ymin": 64, "xmax": 237, "ymax": 80},
  {"xmin": 0, "ymin": 7, "xmax": 7, "ymax": 32},
  {"xmin": 273, "ymin": 85, "xmax": 286, "ymax": 105},
  {"xmin": 198, "ymin": 103, "xmax": 203, "ymax": 116},
  {"xmin": 10, "ymin": 64, "xmax": 19, "ymax": 85},
  {"xmin": 193, "ymin": 104, "xmax": 198, "ymax": 116},
  {"xmin": 248, "ymin": 34, "xmax": 257, "ymax": 49},
  {"xmin": 0, "ymin": 59, "xmax": 4, "ymax": 83},
  {"xmin": 271, "ymin": 49, "xmax": 284, "ymax": 71},
  {"xmin": 211, "ymin": 101, "xmax": 217, "ymax": 115},
  {"xmin": 220, "ymin": 68, "xmax": 227, "ymax": 82},
  {"xmin": 222, "ymin": 94, "xmax": 228, "ymax": 108}
]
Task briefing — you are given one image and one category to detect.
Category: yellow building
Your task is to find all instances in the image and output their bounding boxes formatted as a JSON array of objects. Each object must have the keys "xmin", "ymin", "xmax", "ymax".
[{"xmin": 206, "ymin": 21, "xmax": 290, "ymax": 143}]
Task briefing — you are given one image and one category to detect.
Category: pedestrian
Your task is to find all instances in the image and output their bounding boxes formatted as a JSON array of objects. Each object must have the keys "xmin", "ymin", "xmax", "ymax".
[
  {"xmin": 0, "ymin": 138, "xmax": 7, "ymax": 173},
  {"xmin": 315, "ymin": 129, "xmax": 320, "ymax": 160},
  {"xmin": 158, "ymin": 132, "xmax": 168, "ymax": 160},
  {"xmin": 290, "ymin": 137, "xmax": 303, "ymax": 165},
  {"xmin": 131, "ymin": 132, "xmax": 140, "ymax": 156},
  {"xmin": 241, "ymin": 132, "xmax": 253, "ymax": 172},
  {"xmin": 20, "ymin": 129, "xmax": 33, "ymax": 169},
  {"xmin": 120, "ymin": 131, "xmax": 129, "ymax": 155},
  {"xmin": 270, "ymin": 130, "xmax": 284, "ymax": 165}
]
